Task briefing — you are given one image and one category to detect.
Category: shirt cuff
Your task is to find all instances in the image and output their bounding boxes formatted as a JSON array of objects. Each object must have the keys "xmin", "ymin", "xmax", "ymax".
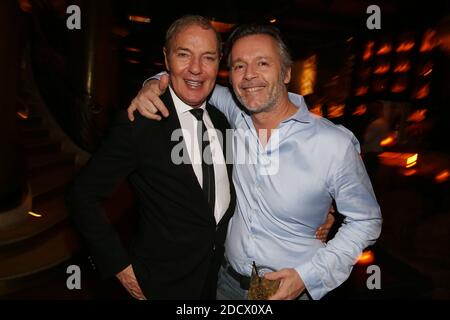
[
  {"xmin": 142, "ymin": 71, "xmax": 167, "ymax": 87},
  {"xmin": 295, "ymin": 261, "xmax": 327, "ymax": 300}
]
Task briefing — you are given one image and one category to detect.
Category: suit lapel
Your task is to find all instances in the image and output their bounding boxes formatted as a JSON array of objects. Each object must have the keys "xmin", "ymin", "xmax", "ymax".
[{"xmin": 161, "ymin": 91, "xmax": 216, "ymax": 223}]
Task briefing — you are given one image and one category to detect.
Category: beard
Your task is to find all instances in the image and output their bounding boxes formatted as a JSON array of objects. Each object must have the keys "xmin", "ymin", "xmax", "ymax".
[{"xmin": 235, "ymin": 74, "xmax": 286, "ymax": 115}]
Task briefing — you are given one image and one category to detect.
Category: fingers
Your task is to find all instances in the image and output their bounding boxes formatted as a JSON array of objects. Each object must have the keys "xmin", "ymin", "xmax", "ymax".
[
  {"xmin": 129, "ymin": 284, "xmax": 146, "ymax": 300},
  {"xmin": 263, "ymin": 269, "xmax": 287, "ymax": 281},
  {"xmin": 137, "ymin": 103, "xmax": 162, "ymax": 121},
  {"xmin": 128, "ymin": 102, "xmax": 137, "ymax": 121},
  {"xmin": 315, "ymin": 227, "xmax": 330, "ymax": 242},
  {"xmin": 159, "ymin": 74, "xmax": 170, "ymax": 92},
  {"xmin": 151, "ymin": 96, "xmax": 169, "ymax": 118}
]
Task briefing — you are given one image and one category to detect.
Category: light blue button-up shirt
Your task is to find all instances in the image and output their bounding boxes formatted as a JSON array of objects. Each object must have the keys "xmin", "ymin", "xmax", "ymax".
[{"xmin": 209, "ymin": 85, "xmax": 382, "ymax": 299}]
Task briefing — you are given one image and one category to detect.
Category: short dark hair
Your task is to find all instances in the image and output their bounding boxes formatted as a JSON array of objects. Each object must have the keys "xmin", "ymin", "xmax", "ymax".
[
  {"xmin": 225, "ymin": 24, "xmax": 293, "ymax": 76},
  {"xmin": 165, "ymin": 15, "xmax": 222, "ymax": 54}
]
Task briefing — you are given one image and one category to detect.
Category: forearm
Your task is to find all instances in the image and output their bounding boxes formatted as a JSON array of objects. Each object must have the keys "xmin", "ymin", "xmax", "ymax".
[
  {"xmin": 65, "ymin": 111, "xmax": 137, "ymax": 278},
  {"xmin": 296, "ymin": 214, "xmax": 381, "ymax": 299},
  {"xmin": 296, "ymin": 139, "xmax": 382, "ymax": 299}
]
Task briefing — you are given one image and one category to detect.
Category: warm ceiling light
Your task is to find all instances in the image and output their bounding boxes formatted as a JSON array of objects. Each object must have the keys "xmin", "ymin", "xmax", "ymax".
[
  {"xmin": 406, "ymin": 154, "xmax": 418, "ymax": 168},
  {"xmin": 128, "ymin": 15, "xmax": 151, "ymax": 24},
  {"xmin": 210, "ymin": 21, "xmax": 236, "ymax": 33},
  {"xmin": 379, "ymin": 152, "xmax": 418, "ymax": 167},
  {"xmin": 28, "ymin": 211, "xmax": 42, "ymax": 218},
  {"xmin": 270, "ymin": 19, "xmax": 277, "ymax": 24}
]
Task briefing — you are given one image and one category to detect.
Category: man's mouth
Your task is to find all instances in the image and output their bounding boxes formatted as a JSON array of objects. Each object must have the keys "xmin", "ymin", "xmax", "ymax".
[
  {"xmin": 242, "ymin": 86, "xmax": 265, "ymax": 93},
  {"xmin": 185, "ymin": 80, "xmax": 203, "ymax": 88}
]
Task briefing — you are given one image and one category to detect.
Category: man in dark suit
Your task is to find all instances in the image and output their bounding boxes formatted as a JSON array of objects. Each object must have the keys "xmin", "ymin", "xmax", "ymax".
[{"xmin": 65, "ymin": 15, "xmax": 235, "ymax": 300}]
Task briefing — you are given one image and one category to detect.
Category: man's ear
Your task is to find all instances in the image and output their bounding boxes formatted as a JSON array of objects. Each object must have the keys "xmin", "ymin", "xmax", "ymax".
[
  {"xmin": 163, "ymin": 47, "xmax": 170, "ymax": 71},
  {"xmin": 284, "ymin": 67, "xmax": 292, "ymax": 84}
]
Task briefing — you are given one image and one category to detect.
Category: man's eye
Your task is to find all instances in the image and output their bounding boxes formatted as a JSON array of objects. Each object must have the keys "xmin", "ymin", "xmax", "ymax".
[
  {"xmin": 205, "ymin": 56, "xmax": 216, "ymax": 62},
  {"xmin": 258, "ymin": 61, "xmax": 269, "ymax": 67},
  {"xmin": 177, "ymin": 52, "xmax": 189, "ymax": 58},
  {"xmin": 233, "ymin": 65, "xmax": 244, "ymax": 71}
]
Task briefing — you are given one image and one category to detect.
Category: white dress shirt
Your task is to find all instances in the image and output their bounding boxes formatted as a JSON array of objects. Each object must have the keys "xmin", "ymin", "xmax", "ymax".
[{"xmin": 169, "ymin": 87, "xmax": 230, "ymax": 224}]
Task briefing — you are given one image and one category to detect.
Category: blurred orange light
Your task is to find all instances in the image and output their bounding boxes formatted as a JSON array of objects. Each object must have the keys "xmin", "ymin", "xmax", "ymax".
[
  {"xmin": 19, "ymin": 0, "xmax": 33, "ymax": 12},
  {"xmin": 17, "ymin": 111, "xmax": 29, "ymax": 120},
  {"xmin": 380, "ymin": 135, "xmax": 396, "ymax": 147},
  {"xmin": 353, "ymin": 104, "xmax": 367, "ymax": 116},
  {"xmin": 128, "ymin": 15, "xmax": 151, "ymax": 23},
  {"xmin": 327, "ymin": 104, "xmax": 345, "ymax": 119},
  {"xmin": 391, "ymin": 83, "xmax": 407, "ymax": 93},
  {"xmin": 357, "ymin": 250, "xmax": 375, "ymax": 265},
  {"xmin": 363, "ymin": 41, "xmax": 374, "ymax": 61},
  {"xmin": 127, "ymin": 59, "xmax": 140, "ymax": 64},
  {"xmin": 355, "ymin": 86, "xmax": 369, "ymax": 96},
  {"xmin": 435, "ymin": 170, "xmax": 449, "ymax": 183},
  {"xmin": 28, "ymin": 211, "xmax": 42, "ymax": 218},
  {"xmin": 379, "ymin": 152, "xmax": 418, "ymax": 167},
  {"xmin": 402, "ymin": 168, "xmax": 417, "ymax": 176},
  {"xmin": 423, "ymin": 68, "xmax": 432, "ymax": 76},
  {"xmin": 125, "ymin": 47, "xmax": 141, "ymax": 53},
  {"xmin": 210, "ymin": 21, "xmax": 236, "ymax": 33},
  {"xmin": 270, "ymin": 19, "xmax": 277, "ymax": 24},
  {"xmin": 374, "ymin": 64, "xmax": 390, "ymax": 74},
  {"xmin": 415, "ymin": 84, "xmax": 430, "ymax": 99},
  {"xmin": 396, "ymin": 41, "xmax": 415, "ymax": 52},
  {"xmin": 420, "ymin": 30, "xmax": 437, "ymax": 52},
  {"xmin": 377, "ymin": 44, "xmax": 392, "ymax": 55},
  {"xmin": 406, "ymin": 154, "xmax": 418, "ymax": 168},
  {"xmin": 310, "ymin": 105, "xmax": 323, "ymax": 117},
  {"xmin": 407, "ymin": 109, "xmax": 427, "ymax": 122},
  {"xmin": 218, "ymin": 69, "xmax": 229, "ymax": 78},
  {"xmin": 393, "ymin": 62, "xmax": 411, "ymax": 73}
]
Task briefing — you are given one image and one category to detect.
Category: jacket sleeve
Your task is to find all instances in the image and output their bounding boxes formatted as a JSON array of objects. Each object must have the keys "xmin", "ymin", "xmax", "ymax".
[{"xmin": 65, "ymin": 111, "xmax": 138, "ymax": 278}]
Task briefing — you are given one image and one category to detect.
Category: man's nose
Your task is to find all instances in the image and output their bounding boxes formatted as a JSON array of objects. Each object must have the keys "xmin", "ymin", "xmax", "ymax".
[
  {"xmin": 188, "ymin": 57, "xmax": 201, "ymax": 75},
  {"xmin": 243, "ymin": 64, "xmax": 256, "ymax": 80}
]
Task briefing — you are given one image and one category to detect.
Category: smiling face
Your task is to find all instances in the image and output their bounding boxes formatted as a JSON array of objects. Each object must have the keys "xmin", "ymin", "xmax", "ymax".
[
  {"xmin": 229, "ymin": 34, "xmax": 291, "ymax": 114},
  {"xmin": 164, "ymin": 24, "xmax": 220, "ymax": 107}
]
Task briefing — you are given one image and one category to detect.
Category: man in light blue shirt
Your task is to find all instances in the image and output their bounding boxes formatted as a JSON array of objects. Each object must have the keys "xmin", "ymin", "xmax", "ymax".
[{"xmin": 128, "ymin": 24, "xmax": 382, "ymax": 300}]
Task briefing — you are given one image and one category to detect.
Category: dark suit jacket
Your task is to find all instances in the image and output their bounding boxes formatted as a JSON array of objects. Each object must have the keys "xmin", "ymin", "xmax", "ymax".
[{"xmin": 65, "ymin": 90, "xmax": 236, "ymax": 299}]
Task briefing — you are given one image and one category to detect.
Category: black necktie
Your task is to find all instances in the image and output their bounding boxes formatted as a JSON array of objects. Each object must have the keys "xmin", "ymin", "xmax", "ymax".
[{"xmin": 189, "ymin": 108, "xmax": 215, "ymax": 212}]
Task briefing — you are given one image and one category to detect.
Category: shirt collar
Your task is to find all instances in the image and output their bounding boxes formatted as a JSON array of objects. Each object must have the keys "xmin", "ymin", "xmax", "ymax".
[
  {"xmin": 169, "ymin": 86, "xmax": 206, "ymax": 114},
  {"xmin": 283, "ymin": 93, "xmax": 311, "ymax": 124}
]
